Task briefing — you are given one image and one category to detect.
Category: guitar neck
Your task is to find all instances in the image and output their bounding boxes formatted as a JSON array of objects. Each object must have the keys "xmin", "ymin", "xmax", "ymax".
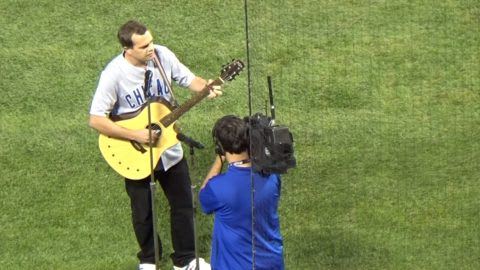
[{"xmin": 160, "ymin": 77, "xmax": 224, "ymax": 127}]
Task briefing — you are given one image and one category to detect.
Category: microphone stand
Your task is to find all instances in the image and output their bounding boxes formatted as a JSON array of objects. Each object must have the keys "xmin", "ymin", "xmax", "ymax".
[
  {"xmin": 190, "ymin": 145, "xmax": 200, "ymax": 270},
  {"xmin": 180, "ymin": 135, "xmax": 205, "ymax": 270},
  {"xmin": 143, "ymin": 69, "xmax": 161, "ymax": 270}
]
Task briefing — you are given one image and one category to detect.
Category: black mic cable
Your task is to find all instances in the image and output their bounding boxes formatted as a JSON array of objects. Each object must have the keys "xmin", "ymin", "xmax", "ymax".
[{"xmin": 177, "ymin": 133, "xmax": 205, "ymax": 149}]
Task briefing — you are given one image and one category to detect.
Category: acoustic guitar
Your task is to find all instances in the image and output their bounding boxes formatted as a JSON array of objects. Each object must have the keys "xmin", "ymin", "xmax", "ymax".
[{"xmin": 98, "ymin": 59, "xmax": 244, "ymax": 179}]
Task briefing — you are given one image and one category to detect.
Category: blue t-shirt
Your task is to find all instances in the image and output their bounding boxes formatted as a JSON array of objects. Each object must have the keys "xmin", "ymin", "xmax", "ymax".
[{"xmin": 199, "ymin": 165, "xmax": 284, "ymax": 270}]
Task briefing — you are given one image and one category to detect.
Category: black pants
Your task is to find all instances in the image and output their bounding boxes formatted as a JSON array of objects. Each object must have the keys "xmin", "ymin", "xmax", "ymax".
[{"xmin": 125, "ymin": 158, "xmax": 195, "ymax": 267}]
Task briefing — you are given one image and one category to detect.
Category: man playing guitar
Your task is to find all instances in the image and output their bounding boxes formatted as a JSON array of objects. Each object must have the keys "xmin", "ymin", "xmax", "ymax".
[{"xmin": 89, "ymin": 20, "xmax": 220, "ymax": 270}]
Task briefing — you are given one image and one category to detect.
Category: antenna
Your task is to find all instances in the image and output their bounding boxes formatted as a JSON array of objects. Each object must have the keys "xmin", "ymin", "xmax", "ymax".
[{"xmin": 267, "ymin": 76, "xmax": 276, "ymax": 124}]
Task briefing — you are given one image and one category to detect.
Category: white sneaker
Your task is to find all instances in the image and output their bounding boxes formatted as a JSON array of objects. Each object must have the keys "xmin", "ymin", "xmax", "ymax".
[
  {"xmin": 139, "ymin": 263, "xmax": 157, "ymax": 270},
  {"xmin": 173, "ymin": 258, "xmax": 211, "ymax": 270}
]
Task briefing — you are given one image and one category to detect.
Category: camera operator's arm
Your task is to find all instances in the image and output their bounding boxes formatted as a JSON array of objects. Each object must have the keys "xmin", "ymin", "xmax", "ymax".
[{"xmin": 201, "ymin": 155, "xmax": 224, "ymax": 189}]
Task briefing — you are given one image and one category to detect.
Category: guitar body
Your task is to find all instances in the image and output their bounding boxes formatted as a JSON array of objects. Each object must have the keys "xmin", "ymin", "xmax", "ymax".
[{"xmin": 98, "ymin": 98, "xmax": 178, "ymax": 180}]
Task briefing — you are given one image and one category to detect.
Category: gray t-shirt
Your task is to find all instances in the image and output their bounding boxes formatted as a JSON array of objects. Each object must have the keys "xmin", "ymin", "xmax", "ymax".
[{"xmin": 90, "ymin": 45, "xmax": 195, "ymax": 170}]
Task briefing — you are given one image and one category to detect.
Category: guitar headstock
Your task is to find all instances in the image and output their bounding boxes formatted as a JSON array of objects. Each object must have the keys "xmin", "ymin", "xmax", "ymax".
[{"xmin": 220, "ymin": 59, "xmax": 245, "ymax": 82}]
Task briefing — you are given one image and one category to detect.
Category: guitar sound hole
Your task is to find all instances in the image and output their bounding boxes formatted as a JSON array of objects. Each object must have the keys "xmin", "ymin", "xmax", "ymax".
[{"xmin": 146, "ymin": 124, "xmax": 162, "ymax": 135}]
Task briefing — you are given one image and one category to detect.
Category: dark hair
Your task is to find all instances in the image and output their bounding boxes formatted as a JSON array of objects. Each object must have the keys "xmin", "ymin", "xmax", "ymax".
[
  {"xmin": 117, "ymin": 20, "xmax": 148, "ymax": 48},
  {"xmin": 212, "ymin": 115, "xmax": 249, "ymax": 154}
]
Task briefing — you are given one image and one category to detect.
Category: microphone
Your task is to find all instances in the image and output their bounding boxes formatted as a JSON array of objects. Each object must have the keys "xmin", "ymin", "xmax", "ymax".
[
  {"xmin": 177, "ymin": 133, "xmax": 205, "ymax": 149},
  {"xmin": 144, "ymin": 70, "xmax": 153, "ymax": 97}
]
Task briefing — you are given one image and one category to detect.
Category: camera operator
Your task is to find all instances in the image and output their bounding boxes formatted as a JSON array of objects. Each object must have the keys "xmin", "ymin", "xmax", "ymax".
[{"xmin": 199, "ymin": 115, "xmax": 285, "ymax": 270}]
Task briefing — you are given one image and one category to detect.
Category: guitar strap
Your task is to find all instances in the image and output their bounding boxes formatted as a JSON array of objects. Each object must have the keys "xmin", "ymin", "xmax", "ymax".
[{"xmin": 152, "ymin": 49, "xmax": 179, "ymax": 106}]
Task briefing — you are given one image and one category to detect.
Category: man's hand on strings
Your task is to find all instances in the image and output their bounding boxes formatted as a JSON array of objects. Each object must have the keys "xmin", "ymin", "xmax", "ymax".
[
  {"xmin": 206, "ymin": 79, "xmax": 223, "ymax": 99},
  {"xmin": 187, "ymin": 76, "xmax": 222, "ymax": 98}
]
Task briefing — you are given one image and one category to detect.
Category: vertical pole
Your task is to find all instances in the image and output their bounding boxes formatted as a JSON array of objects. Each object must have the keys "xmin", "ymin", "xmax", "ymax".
[
  {"xmin": 145, "ymin": 69, "xmax": 161, "ymax": 270},
  {"xmin": 243, "ymin": 1, "xmax": 256, "ymax": 269}
]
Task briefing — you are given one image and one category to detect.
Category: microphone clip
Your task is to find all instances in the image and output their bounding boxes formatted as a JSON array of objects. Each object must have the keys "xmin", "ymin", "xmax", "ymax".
[{"xmin": 143, "ymin": 69, "xmax": 153, "ymax": 99}]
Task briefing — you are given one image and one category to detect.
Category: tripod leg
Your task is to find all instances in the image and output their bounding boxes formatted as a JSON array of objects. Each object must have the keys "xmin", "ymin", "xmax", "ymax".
[{"xmin": 191, "ymin": 184, "xmax": 200, "ymax": 270}]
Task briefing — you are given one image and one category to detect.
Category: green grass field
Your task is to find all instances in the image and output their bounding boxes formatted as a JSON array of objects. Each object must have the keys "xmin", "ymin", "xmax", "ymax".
[{"xmin": 1, "ymin": 0, "xmax": 479, "ymax": 269}]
